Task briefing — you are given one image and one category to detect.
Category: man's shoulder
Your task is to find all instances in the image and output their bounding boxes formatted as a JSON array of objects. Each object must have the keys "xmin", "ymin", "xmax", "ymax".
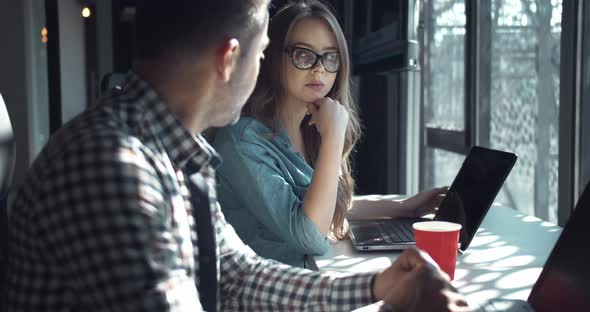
[
  {"xmin": 11, "ymin": 102, "xmax": 164, "ymax": 219},
  {"xmin": 36, "ymin": 103, "xmax": 157, "ymax": 177}
]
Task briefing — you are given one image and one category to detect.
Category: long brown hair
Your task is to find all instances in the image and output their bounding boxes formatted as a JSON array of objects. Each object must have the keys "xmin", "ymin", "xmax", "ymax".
[{"xmin": 243, "ymin": 0, "xmax": 361, "ymax": 239}]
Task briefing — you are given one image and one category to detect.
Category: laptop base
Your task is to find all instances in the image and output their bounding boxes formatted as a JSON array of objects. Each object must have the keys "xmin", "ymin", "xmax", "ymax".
[
  {"xmin": 352, "ymin": 242, "xmax": 415, "ymax": 251},
  {"xmin": 478, "ymin": 299, "xmax": 535, "ymax": 312},
  {"xmin": 349, "ymin": 218, "xmax": 424, "ymax": 250}
]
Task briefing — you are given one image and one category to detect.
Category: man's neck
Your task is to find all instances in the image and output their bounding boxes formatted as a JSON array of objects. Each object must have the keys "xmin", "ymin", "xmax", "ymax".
[{"xmin": 134, "ymin": 62, "xmax": 213, "ymax": 135}]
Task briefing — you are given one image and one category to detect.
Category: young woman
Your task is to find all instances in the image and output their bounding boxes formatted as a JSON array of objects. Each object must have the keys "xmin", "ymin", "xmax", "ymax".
[{"xmin": 212, "ymin": 0, "xmax": 446, "ymax": 268}]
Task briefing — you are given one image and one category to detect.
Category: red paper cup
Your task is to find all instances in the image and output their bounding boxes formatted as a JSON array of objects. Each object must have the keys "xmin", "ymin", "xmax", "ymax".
[{"xmin": 413, "ymin": 221, "xmax": 462, "ymax": 280}]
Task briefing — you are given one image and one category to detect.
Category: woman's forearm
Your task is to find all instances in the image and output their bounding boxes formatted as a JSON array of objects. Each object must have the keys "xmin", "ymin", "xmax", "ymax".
[
  {"xmin": 302, "ymin": 138, "xmax": 343, "ymax": 235},
  {"xmin": 347, "ymin": 195, "xmax": 411, "ymax": 220}
]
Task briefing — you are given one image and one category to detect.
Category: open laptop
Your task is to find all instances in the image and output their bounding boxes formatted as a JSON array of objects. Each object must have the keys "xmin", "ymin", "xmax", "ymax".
[
  {"xmin": 478, "ymin": 182, "xmax": 590, "ymax": 312},
  {"xmin": 348, "ymin": 146, "xmax": 517, "ymax": 251}
]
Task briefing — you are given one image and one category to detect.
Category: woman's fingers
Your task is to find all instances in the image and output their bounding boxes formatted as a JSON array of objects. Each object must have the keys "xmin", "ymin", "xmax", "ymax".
[
  {"xmin": 306, "ymin": 97, "xmax": 348, "ymax": 140},
  {"xmin": 307, "ymin": 102, "xmax": 318, "ymax": 125}
]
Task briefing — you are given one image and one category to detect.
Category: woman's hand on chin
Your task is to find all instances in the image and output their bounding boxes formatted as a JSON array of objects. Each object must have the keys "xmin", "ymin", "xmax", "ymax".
[{"xmin": 306, "ymin": 97, "xmax": 348, "ymax": 144}]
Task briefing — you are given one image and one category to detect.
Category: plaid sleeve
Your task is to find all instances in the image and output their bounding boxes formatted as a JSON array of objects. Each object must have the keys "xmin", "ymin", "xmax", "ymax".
[
  {"xmin": 215, "ymin": 206, "xmax": 375, "ymax": 311},
  {"xmin": 37, "ymin": 139, "xmax": 203, "ymax": 311}
]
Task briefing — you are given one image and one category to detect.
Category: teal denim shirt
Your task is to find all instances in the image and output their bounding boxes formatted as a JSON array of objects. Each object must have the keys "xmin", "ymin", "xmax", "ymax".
[{"xmin": 212, "ymin": 117, "xmax": 328, "ymax": 268}]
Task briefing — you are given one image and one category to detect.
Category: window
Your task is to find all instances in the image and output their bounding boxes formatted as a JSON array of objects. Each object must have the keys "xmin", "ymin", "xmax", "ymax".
[
  {"xmin": 424, "ymin": 148, "xmax": 464, "ymax": 187},
  {"xmin": 421, "ymin": 0, "xmax": 563, "ymax": 223},
  {"xmin": 421, "ymin": 0, "xmax": 469, "ymax": 189},
  {"xmin": 424, "ymin": 0, "xmax": 466, "ymax": 131},
  {"xmin": 486, "ymin": 0, "xmax": 562, "ymax": 221}
]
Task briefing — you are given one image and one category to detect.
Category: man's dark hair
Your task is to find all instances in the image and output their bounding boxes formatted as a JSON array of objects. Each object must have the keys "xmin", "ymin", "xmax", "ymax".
[{"xmin": 135, "ymin": 0, "xmax": 267, "ymax": 61}]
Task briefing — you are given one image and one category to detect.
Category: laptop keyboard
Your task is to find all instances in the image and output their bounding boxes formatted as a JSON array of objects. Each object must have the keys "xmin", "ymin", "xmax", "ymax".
[
  {"xmin": 349, "ymin": 219, "xmax": 419, "ymax": 245},
  {"xmin": 380, "ymin": 221, "xmax": 415, "ymax": 243}
]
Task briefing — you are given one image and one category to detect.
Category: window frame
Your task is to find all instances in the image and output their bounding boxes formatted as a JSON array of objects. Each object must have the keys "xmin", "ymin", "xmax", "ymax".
[
  {"xmin": 582, "ymin": 1, "xmax": 590, "ymax": 195},
  {"xmin": 558, "ymin": 0, "xmax": 585, "ymax": 225}
]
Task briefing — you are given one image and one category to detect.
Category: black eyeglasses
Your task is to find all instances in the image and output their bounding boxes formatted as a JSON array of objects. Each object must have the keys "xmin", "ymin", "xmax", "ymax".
[{"xmin": 284, "ymin": 46, "xmax": 340, "ymax": 73}]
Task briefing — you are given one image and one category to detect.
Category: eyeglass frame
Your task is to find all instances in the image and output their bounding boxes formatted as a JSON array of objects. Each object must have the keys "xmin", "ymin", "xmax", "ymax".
[{"xmin": 283, "ymin": 46, "xmax": 341, "ymax": 73}]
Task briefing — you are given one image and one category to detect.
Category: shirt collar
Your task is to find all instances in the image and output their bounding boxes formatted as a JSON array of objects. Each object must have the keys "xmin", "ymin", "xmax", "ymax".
[
  {"xmin": 273, "ymin": 119, "xmax": 293, "ymax": 149},
  {"xmin": 122, "ymin": 71, "xmax": 221, "ymax": 171}
]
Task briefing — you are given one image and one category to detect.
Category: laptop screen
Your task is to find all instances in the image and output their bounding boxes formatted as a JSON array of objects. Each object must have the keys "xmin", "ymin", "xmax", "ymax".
[
  {"xmin": 434, "ymin": 146, "xmax": 517, "ymax": 250},
  {"xmin": 528, "ymin": 183, "xmax": 590, "ymax": 312}
]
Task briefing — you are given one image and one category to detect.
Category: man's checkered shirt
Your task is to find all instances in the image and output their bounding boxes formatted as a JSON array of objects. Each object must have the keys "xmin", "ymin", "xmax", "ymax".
[{"xmin": 4, "ymin": 72, "xmax": 376, "ymax": 311}]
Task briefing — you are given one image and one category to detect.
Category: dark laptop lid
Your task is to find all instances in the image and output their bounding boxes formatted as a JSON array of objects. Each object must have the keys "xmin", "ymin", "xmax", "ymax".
[
  {"xmin": 434, "ymin": 146, "xmax": 517, "ymax": 251},
  {"xmin": 527, "ymin": 182, "xmax": 590, "ymax": 312}
]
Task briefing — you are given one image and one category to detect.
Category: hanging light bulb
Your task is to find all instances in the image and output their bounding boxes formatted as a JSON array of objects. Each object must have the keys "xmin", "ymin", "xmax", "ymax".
[
  {"xmin": 41, "ymin": 26, "xmax": 48, "ymax": 43},
  {"xmin": 82, "ymin": 6, "xmax": 91, "ymax": 18}
]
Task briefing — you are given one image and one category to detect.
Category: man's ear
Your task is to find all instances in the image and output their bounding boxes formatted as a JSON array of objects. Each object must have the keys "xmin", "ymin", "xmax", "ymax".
[{"xmin": 216, "ymin": 38, "xmax": 240, "ymax": 82}]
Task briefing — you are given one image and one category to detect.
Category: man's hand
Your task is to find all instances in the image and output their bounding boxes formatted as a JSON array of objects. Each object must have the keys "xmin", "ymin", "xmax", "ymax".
[{"xmin": 373, "ymin": 248, "xmax": 469, "ymax": 312}]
